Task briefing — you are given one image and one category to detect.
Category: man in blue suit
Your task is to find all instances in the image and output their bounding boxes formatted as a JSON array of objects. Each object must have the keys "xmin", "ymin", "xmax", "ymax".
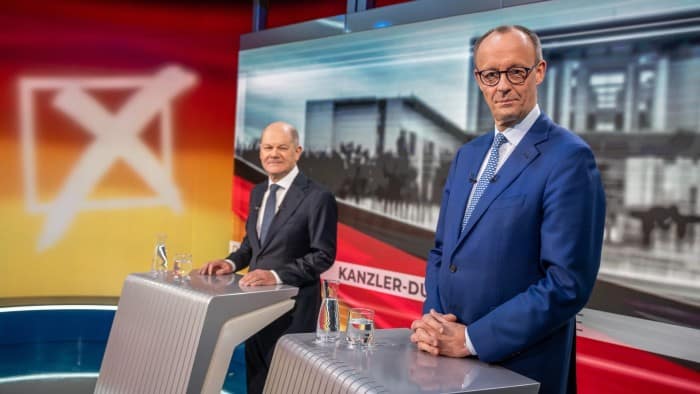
[{"xmin": 410, "ymin": 25, "xmax": 605, "ymax": 394}]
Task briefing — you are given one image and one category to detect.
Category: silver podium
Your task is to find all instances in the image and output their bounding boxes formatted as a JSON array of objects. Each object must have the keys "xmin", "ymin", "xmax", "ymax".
[
  {"xmin": 95, "ymin": 272, "xmax": 298, "ymax": 394},
  {"xmin": 265, "ymin": 329, "xmax": 540, "ymax": 394}
]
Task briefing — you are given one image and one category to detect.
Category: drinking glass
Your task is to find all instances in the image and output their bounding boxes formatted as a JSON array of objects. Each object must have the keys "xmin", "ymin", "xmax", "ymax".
[
  {"xmin": 345, "ymin": 308, "xmax": 374, "ymax": 347},
  {"xmin": 316, "ymin": 279, "xmax": 340, "ymax": 343},
  {"xmin": 173, "ymin": 253, "xmax": 192, "ymax": 281}
]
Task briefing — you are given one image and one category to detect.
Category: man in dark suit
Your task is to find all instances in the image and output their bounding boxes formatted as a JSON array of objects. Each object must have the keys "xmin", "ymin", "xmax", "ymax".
[
  {"xmin": 199, "ymin": 121, "xmax": 337, "ymax": 394},
  {"xmin": 410, "ymin": 25, "xmax": 606, "ymax": 394}
]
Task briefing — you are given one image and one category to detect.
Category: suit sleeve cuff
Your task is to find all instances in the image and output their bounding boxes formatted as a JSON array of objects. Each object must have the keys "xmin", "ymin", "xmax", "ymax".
[
  {"xmin": 224, "ymin": 259, "xmax": 236, "ymax": 272},
  {"xmin": 270, "ymin": 270, "xmax": 282, "ymax": 284},
  {"xmin": 465, "ymin": 327, "xmax": 477, "ymax": 356}
]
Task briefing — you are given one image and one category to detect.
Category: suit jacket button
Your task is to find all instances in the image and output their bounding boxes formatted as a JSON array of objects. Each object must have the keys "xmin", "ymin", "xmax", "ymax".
[{"xmin": 449, "ymin": 264, "xmax": 457, "ymax": 273}]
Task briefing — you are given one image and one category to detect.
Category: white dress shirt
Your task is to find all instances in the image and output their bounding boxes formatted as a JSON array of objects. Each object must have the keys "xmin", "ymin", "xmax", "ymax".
[
  {"xmin": 464, "ymin": 105, "xmax": 540, "ymax": 355},
  {"xmin": 226, "ymin": 165, "xmax": 300, "ymax": 284},
  {"xmin": 256, "ymin": 165, "xmax": 299, "ymax": 237}
]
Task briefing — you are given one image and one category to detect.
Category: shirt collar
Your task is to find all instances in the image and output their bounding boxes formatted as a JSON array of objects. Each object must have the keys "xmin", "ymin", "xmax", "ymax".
[
  {"xmin": 493, "ymin": 104, "xmax": 540, "ymax": 146},
  {"xmin": 269, "ymin": 165, "xmax": 299, "ymax": 191}
]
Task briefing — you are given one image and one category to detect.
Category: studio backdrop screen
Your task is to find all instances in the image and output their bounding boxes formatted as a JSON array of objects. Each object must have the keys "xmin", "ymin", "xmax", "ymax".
[{"xmin": 235, "ymin": 0, "xmax": 699, "ymax": 330}]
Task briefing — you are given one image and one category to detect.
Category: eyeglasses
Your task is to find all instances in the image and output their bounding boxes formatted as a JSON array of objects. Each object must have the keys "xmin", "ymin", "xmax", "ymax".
[{"xmin": 475, "ymin": 62, "xmax": 540, "ymax": 86}]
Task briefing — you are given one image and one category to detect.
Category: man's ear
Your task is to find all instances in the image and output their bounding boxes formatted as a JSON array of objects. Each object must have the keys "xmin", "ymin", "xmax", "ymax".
[{"xmin": 535, "ymin": 60, "xmax": 547, "ymax": 85}]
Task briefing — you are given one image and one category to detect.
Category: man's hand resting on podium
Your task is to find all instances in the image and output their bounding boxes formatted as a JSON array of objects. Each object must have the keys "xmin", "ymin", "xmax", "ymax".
[
  {"xmin": 238, "ymin": 269, "xmax": 277, "ymax": 286},
  {"xmin": 198, "ymin": 260, "xmax": 277, "ymax": 287},
  {"xmin": 410, "ymin": 309, "xmax": 471, "ymax": 358},
  {"xmin": 198, "ymin": 260, "xmax": 233, "ymax": 276}
]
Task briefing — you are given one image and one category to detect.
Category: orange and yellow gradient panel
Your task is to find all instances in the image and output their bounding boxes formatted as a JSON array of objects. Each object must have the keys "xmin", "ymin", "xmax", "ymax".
[{"xmin": 0, "ymin": 1, "xmax": 251, "ymax": 299}]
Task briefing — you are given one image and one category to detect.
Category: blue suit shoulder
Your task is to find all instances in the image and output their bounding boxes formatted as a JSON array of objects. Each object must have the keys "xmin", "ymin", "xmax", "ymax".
[
  {"xmin": 544, "ymin": 118, "xmax": 595, "ymax": 155},
  {"xmin": 458, "ymin": 131, "xmax": 491, "ymax": 152}
]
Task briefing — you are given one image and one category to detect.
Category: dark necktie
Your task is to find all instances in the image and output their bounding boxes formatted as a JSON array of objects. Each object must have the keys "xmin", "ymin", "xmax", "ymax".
[
  {"xmin": 461, "ymin": 133, "xmax": 508, "ymax": 233},
  {"xmin": 259, "ymin": 184, "xmax": 281, "ymax": 244}
]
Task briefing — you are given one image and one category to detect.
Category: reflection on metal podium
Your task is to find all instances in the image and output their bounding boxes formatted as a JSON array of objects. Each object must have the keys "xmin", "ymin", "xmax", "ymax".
[
  {"xmin": 95, "ymin": 272, "xmax": 298, "ymax": 394},
  {"xmin": 265, "ymin": 329, "xmax": 540, "ymax": 394}
]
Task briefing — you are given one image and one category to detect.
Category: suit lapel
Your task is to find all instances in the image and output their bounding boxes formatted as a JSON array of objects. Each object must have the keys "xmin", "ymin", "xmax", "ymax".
[
  {"xmin": 458, "ymin": 115, "xmax": 550, "ymax": 242},
  {"xmin": 259, "ymin": 173, "xmax": 309, "ymax": 251},
  {"xmin": 449, "ymin": 136, "xmax": 492, "ymax": 245},
  {"xmin": 249, "ymin": 184, "xmax": 266, "ymax": 247}
]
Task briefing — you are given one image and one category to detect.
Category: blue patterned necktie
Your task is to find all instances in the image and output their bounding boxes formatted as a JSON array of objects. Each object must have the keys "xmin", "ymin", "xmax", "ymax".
[
  {"xmin": 259, "ymin": 184, "xmax": 281, "ymax": 244},
  {"xmin": 461, "ymin": 133, "xmax": 508, "ymax": 233}
]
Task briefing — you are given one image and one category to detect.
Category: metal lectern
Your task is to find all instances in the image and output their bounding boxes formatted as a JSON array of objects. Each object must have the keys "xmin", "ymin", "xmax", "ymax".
[
  {"xmin": 265, "ymin": 329, "xmax": 540, "ymax": 394},
  {"xmin": 95, "ymin": 272, "xmax": 298, "ymax": 394}
]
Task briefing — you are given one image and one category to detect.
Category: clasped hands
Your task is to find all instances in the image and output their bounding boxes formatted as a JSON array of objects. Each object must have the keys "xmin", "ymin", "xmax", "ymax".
[
  {"xmin": 198, "ymin": 259, "xmax": 277, "ymax": 286},
  {"xmin": 410, "ymin": 309, "xmax": 471, "ymax": 358}
]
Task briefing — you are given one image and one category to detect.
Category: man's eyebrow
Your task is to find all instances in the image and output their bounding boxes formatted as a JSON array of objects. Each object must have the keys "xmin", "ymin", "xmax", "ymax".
[{"xmin": 261, "ymin": 143, "xmax": 290, "ymax": 147}]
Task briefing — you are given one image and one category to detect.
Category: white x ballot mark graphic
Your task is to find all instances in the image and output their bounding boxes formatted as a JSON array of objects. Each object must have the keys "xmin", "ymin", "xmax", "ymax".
[{"xmin": 19, "ymin": 65, "xmax": 197, "ymax": 251}]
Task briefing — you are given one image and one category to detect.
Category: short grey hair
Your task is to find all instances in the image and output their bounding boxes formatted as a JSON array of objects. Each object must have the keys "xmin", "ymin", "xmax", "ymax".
[{"xmin": 288, "ymin": 125, "xmax": 300, "ymax": 146}]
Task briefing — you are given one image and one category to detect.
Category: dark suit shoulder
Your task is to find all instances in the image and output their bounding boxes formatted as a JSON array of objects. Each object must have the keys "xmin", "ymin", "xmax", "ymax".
[
  {"xmin": 252, "ymin": 181, "xmax": 268, "ymax": 193},
  {"xmin": 308, "ymin": 179, "xmax": 334, "ymax": 197},
  {"xmin": 295, "ymin": 172, "xmax": 335, "ymax": 196},
  {"xmin": 247, "ymin": 182, "xmax": 267, "ymax": 208}
]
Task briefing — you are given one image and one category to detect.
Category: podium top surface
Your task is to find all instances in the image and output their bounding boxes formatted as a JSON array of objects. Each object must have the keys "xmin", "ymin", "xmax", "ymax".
[
  {"xmin": 267, "ymin": 329, "xmax": 539, "ymax": 394},
  {"xmin": 129, "ymin": 272, "xmax": 299, "ymax": 300}
]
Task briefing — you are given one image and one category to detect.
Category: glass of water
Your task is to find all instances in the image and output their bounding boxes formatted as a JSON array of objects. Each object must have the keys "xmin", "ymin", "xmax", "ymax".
[
  {"xmin": 345, "ymin": 308, "xmax": 375, "ymax": 348},
  {"xmin": 173, "ymin": 253, "xmax": 192, "ymax": 281}
]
